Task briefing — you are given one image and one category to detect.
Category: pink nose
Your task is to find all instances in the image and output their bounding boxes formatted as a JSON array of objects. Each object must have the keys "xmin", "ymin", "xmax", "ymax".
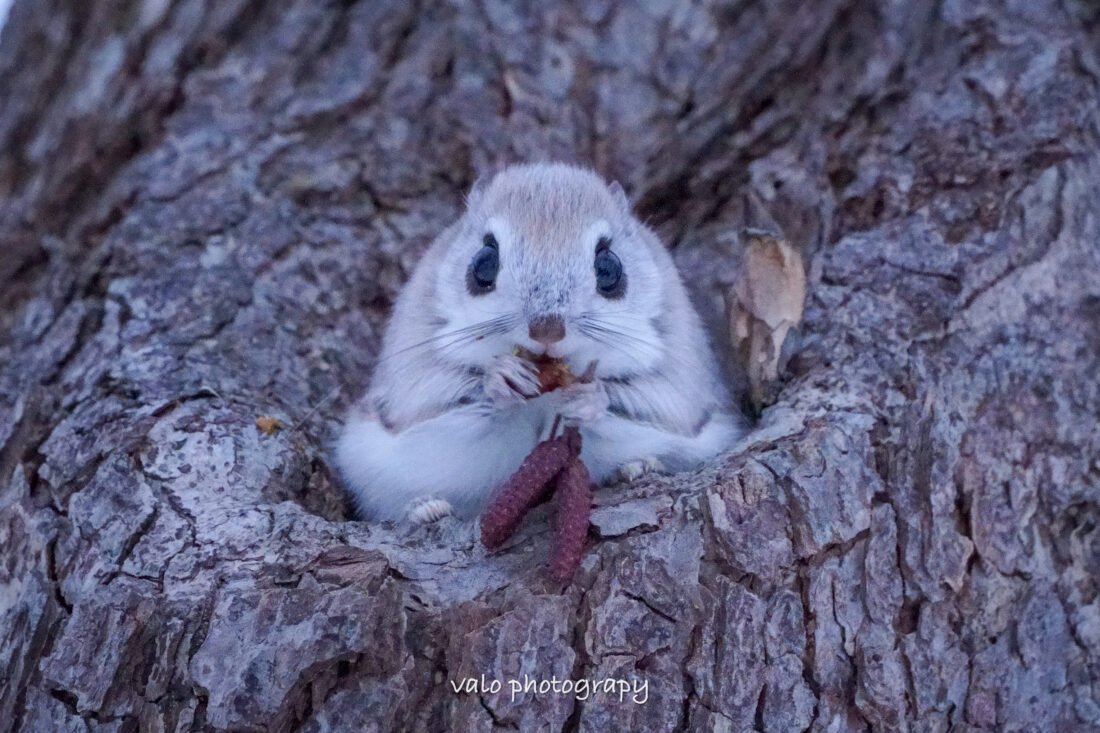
[{"xmin": 528, "ymin": 314, "xmax": 565, "ymax": 345}]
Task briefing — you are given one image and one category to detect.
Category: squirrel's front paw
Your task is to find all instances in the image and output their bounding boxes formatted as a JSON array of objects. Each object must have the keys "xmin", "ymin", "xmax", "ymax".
[
  {"xmin": 406, "ymin": 497, "xmax": 455, "ymax": 524},
  {"xmin": 616, "ymin": 456, "xmax": 664, "ymax": 483},
  {"xmin": 484, "ymin": 354, "xmax": 541, "ymax": 408},
  {"xmin": 560, "ymin": 379, "xmax": 610, "ymax": 424}
]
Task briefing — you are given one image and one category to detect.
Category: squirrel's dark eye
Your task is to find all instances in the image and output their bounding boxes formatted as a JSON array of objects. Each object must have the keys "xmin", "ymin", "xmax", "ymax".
[
  {"xmin": 594, "ymin": 237, "xmax": 625, "ymax": 298},
  {"xmin": 466, "ymin": 234, "xmax": 499, "ymax": 295}
]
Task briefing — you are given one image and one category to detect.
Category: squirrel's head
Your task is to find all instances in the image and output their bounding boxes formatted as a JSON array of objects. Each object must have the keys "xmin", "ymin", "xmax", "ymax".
[{"xmin": 431, "ymin": 163, "xmax": 671, "ymax": 376}]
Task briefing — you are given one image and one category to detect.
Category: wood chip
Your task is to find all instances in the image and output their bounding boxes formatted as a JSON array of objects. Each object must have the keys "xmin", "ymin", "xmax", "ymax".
[
  {"xmin": 255, "ymin": 415, "xmax": 283, "ymax": 434},
  {"xmin": 728, "ymin": 194, "xmax": 806, "ymax": 411}
]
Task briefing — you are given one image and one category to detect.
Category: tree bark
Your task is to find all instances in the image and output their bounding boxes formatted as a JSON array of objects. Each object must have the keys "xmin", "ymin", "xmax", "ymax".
[{"xmin": 2, "ymin": 1, "xmax": 1099, "ymax": 731}]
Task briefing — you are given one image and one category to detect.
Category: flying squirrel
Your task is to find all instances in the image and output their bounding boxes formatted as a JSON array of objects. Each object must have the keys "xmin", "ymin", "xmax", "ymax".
[{"xmin": 335, "ymin": 162, "xmax": 745, "ymax": 522}]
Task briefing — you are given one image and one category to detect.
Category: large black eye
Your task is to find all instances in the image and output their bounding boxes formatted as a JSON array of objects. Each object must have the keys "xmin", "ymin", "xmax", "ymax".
[
  {"xmin": 466, "ymin": 233, "xmax": 500, "ymax": 295},
  {"xmin": 594, "ymin": 237, "xmax": 625, "ymax": 298}
]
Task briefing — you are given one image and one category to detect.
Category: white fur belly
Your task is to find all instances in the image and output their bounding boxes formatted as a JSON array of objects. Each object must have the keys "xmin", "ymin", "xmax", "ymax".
[
  {"xmin": 337, "ymin": 393, "xmax": 742, "ymax": 521},
  {"xmin": 336, "ymin": 398, "xmax": 557, "ymax": 520},
  {"xmin": 578, "ymin": 410, "xmax": 743, "ymax": 485}
]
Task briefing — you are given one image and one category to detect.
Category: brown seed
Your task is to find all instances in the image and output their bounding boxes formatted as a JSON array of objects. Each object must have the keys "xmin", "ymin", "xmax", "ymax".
[{"xmin": 514, "ymin": 347, "xmax": 577, "ymax": 396}]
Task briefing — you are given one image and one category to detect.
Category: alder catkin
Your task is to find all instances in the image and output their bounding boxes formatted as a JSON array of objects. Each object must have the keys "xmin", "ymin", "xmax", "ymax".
[
  {"xmin": 480, "ymin": 437, "xmax": 571, "ymax": 548},
  {"xmin": 480, "ymin": 425, "xmax": 593, "ymax": 583},
  {"xmin": 548, "ymin": 455, "xmax": 592, "ymax": 583}
]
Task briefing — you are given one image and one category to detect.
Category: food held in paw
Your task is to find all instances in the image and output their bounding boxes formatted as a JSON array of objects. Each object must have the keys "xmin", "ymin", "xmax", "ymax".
[{"xmin": 514, "ymin": 347, "xmax": 576, "ymax": 394}]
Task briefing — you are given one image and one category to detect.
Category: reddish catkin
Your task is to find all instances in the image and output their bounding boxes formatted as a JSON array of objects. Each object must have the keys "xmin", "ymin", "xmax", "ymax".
[
  {"xmin": 548, "ymin": 454, "xmax": 593, "ymax": 583},
  {"xmin": 480, "ymin": 438, "xmax": 572, "ymax": 548}
]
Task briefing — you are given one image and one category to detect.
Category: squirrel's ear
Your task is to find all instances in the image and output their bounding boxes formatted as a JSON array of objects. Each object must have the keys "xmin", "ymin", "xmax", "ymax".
[
  {"xmin": 466, "ymin": 174, "xmax": 489, "ymax": 209},
  {"xmin": 608, "ymin": 180, "xmax": 632, "ymax": 213}
]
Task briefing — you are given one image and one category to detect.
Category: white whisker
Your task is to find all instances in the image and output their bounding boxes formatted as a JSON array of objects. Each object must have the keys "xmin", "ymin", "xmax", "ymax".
[
  {"xmin": 577, "ymin": 313, "xmax": 698, "ymax": 371},
  {"xmin": 374, "ymin": 314, "xmax": 517, "ymax": 366}
]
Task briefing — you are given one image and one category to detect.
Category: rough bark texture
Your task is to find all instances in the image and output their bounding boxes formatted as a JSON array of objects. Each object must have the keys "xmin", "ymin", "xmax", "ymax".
[{"xmin": 2, "ymin": 1, "xmax": 1099, "ymax": 731}]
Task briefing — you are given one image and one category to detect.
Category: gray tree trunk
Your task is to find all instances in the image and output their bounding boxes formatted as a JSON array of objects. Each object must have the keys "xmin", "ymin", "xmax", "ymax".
[{"xmin": 2, "ymin": 1, "xmax": 1098, "ymax": 731}]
